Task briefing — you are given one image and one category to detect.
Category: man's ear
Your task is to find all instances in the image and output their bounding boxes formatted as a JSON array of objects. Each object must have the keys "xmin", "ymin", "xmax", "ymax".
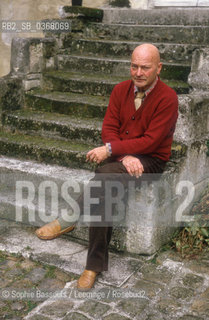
[{"xmin": 157, "ymin": 62, "xmax": 163, "ymax": 75}]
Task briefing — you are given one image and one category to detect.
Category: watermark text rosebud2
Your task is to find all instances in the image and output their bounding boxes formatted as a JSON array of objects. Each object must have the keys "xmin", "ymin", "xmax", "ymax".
[
  {"xmin": 15, "ymin": 177, "xmax": 197, "ymax": 226},
  {"xmin": 175, "ymin": 180, "xmax": 195, "ymax": 222},
  {"xmin": 15, "ymin": 180, "xmax": 81, "ymax": 224}
]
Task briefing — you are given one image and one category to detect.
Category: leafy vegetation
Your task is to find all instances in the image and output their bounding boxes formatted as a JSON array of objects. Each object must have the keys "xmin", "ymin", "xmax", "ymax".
[
  {"xmin": 172, "ymin": 186, "xmax": 209, "ymax": 257},
  {"xmin": 0, "ymin": 251, "xmax": 7, "ymax": 262},
  {"xmin": 172, "ymin": 220, "xmax": 209, "ymax": 257},
  {"xmin": 44, "ymin": 265, "xmax": 56, "ymax": 279}
]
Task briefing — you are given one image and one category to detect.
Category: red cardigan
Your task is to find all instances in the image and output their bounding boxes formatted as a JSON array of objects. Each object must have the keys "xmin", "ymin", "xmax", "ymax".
[{"xmin": 102, "ymin": 79, "xmax": 178, "ymax": 162}]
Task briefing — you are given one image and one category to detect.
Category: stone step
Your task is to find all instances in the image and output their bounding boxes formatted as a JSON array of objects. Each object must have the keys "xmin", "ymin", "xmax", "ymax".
[
  {"xmin": 0, "ymin": 123, "xmax": 187, "ymax": 169},
  {"xmin": 83, "ymin": 23, "xmax": 209, "ymax": 45},
  {"xmin": 1, "ymin": 110, "xmax": 188, "ymax": 161},
  {"xmin": 0, "ymin": 218, "xmax": 144, "ymax": 287},
  {"xmin": 43, "ymin": 71, "xmax": 190, "ymax": 97},
  {"xmin": 102, "ymin": 8, "xmax": 209, "ymax": 26},
  {"xmin": 61, "ymin": 6, "xmax": 209, "ymax": 26},
  {"xmin": 23, "ymin": 92, "xmax": 208, "ymax": 148},
  {"xmin": 25, "ymin": 90, "xmax": 108, "ymax": 118},
  {"xmin": 62, "ymin": 38, "xmax": 202, "ymax": 64},
  {"xmin": 2, "ymin": 110, "xmax": 102, "ymax": 145},
  {"xmin": 57, "ymin": 55, "xmax": 190, "ymax": 82},
  {"xmin": 1, "ymin": 217, "xmax": 209, "ymax": 320},
  {"xmin": 0, "ymin": 129, "xmax": 96, "ymax": 170},
  {"xmin": 0, "ymin": 154, "xmax": 186, "ymax": 256},
  {"xmin": 0, "ymin": 156, "xmax": 93, "ymax": 232},
  {"xmin": 43, "ymin": 70, "xmax": 127, "ymax": 96}
]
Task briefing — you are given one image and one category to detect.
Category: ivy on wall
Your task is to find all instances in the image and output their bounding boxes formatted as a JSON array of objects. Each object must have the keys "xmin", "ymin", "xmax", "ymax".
[{"xmin": 109, "ymin": 0, "xmax": 130, "ymax": 7}]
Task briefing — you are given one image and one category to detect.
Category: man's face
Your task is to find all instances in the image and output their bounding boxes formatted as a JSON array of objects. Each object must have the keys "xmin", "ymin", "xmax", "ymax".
[{"xmin": 130, "ymin": 49, "xmax": 162, "ymax": 91}]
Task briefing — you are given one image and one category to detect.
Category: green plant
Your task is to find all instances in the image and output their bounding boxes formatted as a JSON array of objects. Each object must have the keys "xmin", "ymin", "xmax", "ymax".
[
  {"xmin": 172, "ymin": 216, "xmax": 209, "ymax": 256},
  {"xmin": 44, "ymin": 265, "xmax": 56, "ymax": 279},
  {"xmin": 0, "ymin": 250, "xmax": 7, "ymax": 262},
  {"xmin": 27, "ymin": 301, "xmax": 38, "ymax": 312},
  {"xmin": 25, "ymin": 246, "xmax": 32, "ymax": 250}
]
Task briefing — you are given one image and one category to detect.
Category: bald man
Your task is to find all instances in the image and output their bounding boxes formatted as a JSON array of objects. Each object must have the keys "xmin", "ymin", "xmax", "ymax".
[{"xmin": 36, "ymin": 44, "xmax": 178, "ymax": 289}]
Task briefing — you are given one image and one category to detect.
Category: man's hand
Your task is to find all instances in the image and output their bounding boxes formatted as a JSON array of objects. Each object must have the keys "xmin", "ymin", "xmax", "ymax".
[
  {"xmin": 122, "ymin": 156, "xmax": 144, "ymax": 178},
  {"xmin": 86, "ymin": 146, "xmax": 108, "ymax": 164}
]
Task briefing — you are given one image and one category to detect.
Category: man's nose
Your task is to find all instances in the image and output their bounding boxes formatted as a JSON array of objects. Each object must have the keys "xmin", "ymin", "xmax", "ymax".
[{"xmin": 136, "ymin": 67, "xmax": 143, "ymax": 76}]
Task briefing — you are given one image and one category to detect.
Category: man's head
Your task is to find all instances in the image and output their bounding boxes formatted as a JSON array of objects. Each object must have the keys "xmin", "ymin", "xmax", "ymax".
[{"xmin": 130, "ymin": 44, "xmax": 162, "ymax": 91}]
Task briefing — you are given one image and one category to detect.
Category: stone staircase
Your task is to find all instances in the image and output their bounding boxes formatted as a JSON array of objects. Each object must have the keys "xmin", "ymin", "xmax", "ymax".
[{"xmin": 0, "ymin": 7, "xmax": 209, "ymax": 255}]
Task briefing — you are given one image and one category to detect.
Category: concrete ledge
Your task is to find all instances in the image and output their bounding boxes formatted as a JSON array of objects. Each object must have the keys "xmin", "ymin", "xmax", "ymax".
[
  {"xmin": 10, "ymin": 37, "xmax": 56, "ymax": 79},
  {"xmin": 175, "ymin": 94, "xmax": 209, "ymax": 143},
  {"xmin": 0, "ymin": 138, "xmax": 208, "ymax": 255},
  {"xmin": 0, "ymin": 219, "xmax": 144, "ymax": 288},
  {"xmin": 102, "ymin": 8, "xmax": 209, "ymax": 25},
  {"xmin": 188, "ymin": 48, "xmax": 209, "ymax": 92}
]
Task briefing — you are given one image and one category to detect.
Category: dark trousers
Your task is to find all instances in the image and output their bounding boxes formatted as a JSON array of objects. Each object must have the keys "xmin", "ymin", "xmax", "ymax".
[{"xmin": 78, "ymin": 155, "xmax": 166, "ymax": 273}]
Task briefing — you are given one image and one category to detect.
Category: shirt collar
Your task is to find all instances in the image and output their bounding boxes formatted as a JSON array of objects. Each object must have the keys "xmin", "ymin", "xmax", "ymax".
[{"xmin": 134, "ymin": 76, "xmax": 159, "ymax": 97}]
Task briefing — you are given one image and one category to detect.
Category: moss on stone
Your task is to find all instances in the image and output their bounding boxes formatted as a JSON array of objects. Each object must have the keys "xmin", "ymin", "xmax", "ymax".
[
  {"xmin": 24, "ymin": 90, "xmax": 107, "ymax": 119},
  {"xmin": 207, "ymin": 140, "xmax": 209, "ymax": 156},
  {"xmin": 0, "ymin": 76, "xmax": 23, "ymax": 112},
  {"xmin": 161, "ymin": 64, "xmax": 190, "ymax": 82},
  {"xmin": 163, "ymin": 80, "xmax": 189, "ymax": 94},
  {"xmin": 110, "ymin": 0, "xmax": 130, "ymax": 7},
  {"xmin": 3, "ymin": 109, "xmax": 102, "ymax": 144},
  {"xmin": 0, "ymin": 129, "xmax": 96, "ymax": 169},
  {"xmin": 171, "ymin": 142, "xmax": 188, "ymax": 159},
  {"xmin": 0, "ymin": 250, "xmax": 7, "ymax": 262},
  {"xmin": 42, "ymin": 69, "xmax": 188, "ymax": 95},
  {"xmin": 63, "ymin": 6, "xmax": 103, "ymax": 22}
]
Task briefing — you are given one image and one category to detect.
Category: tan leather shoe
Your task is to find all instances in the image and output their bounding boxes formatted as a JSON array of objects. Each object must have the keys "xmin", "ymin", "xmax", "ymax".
[
  {"xmin": 35, "ymin": 219, "xmax": 75, "ymax": 240},
  {"xmin": 77, "ymin": 270, "xmax": 99, "ymax": 290}
]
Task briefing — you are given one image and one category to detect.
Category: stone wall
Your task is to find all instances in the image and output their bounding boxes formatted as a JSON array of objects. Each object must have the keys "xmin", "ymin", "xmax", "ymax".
[{"xmin": 0, "ymin": 0, "xmax": 109, "ymax": 78}]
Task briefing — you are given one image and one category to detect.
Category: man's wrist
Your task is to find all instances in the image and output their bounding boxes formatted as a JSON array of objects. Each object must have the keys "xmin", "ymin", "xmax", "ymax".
[
  {"xmin": 120, "ymin": 155, "xmax": 128, "ymax": 162},
  {"xmin": 105, "ymin": 143, "xmax": 112, "ymax": 157}
]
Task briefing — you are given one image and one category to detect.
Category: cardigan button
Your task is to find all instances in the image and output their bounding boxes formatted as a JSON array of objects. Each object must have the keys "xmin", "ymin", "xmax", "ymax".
[
  {"xmin": 126, "ymin": 131, "xmax": 129, "ymax": 134},
  {"xmin": 132, "ymin": 116, "xmax": 135, "ymax": 120}
]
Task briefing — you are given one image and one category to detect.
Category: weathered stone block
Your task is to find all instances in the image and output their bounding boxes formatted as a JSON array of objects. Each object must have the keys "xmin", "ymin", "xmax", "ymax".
[
  {"xmin": 124, "ymin": 134, "xmax": 209, "ymax": 254},
  {"xmin": 10, "ymin": 38, "xmax": 56, "ymax": 77},
  {"xmin": 84, "ymin": 23, "xmax": 208, "ymax": 45},
  {"xmin": 175, "ymin": 94, "xmax": 209, "ymax": 143},
  {"xmin": 102, "ymin": 8, "xmax": 209, "ymax": 26},
  {"xmin": 0, "ymin": 76, "xmax": 23, "ymax": 112},
  {"xmin": 0, "ymin": 130, "xmax": 208, "ymax": 256},
  {"xmin": 29, "ymin": 43, "xmax": 43, "ymax": 73},
  {"xmin": 10, "ymin": 38, "xmax": 30, "ymax": 74},
  {"xmin": 188, "ymin": 48, "xmax": 209, "ymax": 91},
  {"xmin": 25, "ymin": 90, "xmax": 108, "ymax": 118},
  {"xmin": 23, "ymin": 74, "xmax": 42, "ymax": 91},
  {"xmin": 64, "ymin": 38, "xmax": 197, "ymax": 64}
]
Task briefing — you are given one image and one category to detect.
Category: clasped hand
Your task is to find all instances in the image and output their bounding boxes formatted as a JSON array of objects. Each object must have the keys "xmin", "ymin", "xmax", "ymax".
[
  {"xmin": 86, "ymin": 146, "xmax": 144, "ymax": 178},
  {"xmin": 122, "ymin": 155, "xmax": 144, "ymax": 178},
  {"xmin": 86, "ymin": 146, "xmax": 108, "ymax": 164}
]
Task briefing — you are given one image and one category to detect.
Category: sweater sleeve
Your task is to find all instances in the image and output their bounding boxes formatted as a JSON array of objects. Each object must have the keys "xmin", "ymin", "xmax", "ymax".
[
  {"xmin": 110, "ymin": 93, "xmax": 178, "ymax": 156},
  {"xmin": 101, "ymin": 84, "xmax": 122, "ymax": 143}
]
